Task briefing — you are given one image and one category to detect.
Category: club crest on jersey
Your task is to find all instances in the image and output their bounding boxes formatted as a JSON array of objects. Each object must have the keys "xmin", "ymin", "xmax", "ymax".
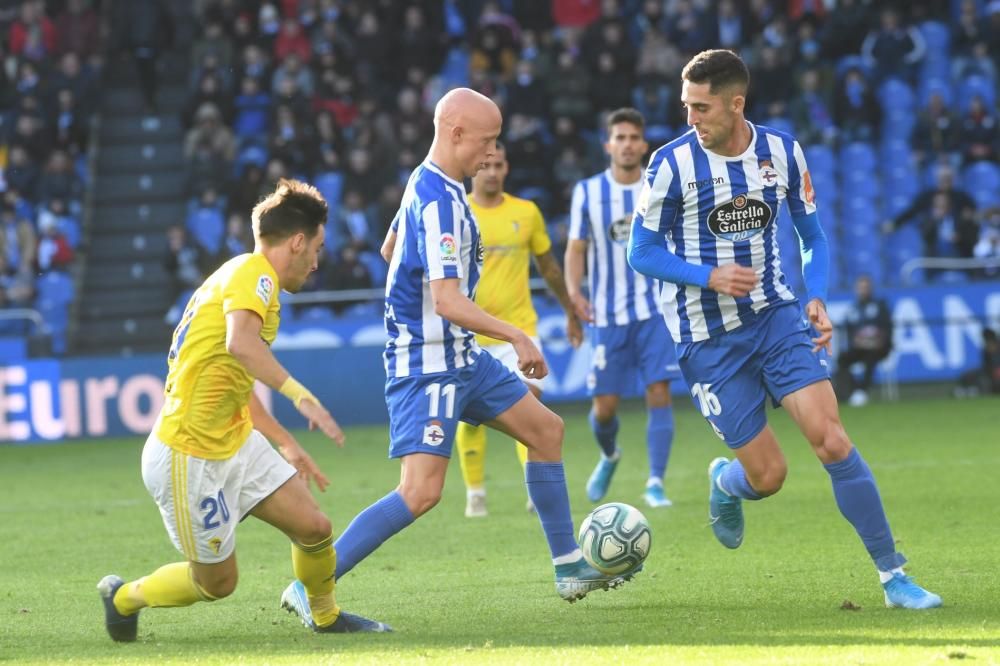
[
  {"xmin": 423, "ymin": 419, "xmax": 445, "ymax": 446},
  {"xmin": 475, "ymin": 235, "xmax": 485, "ymax": 264},
  {"xmin": 439, "ymin": 233, "xmax": 457, "ymax": 264},
  {"xmin": 758, "ymin": 160, "xmax": 778, "ymax": 187},
  {"xmin": 607, "ymin": 216, "xmax": 631, "ymax": 244},
  {"xmin": 256, "ymin": 274, "xmax": 274, "ymax": 305},
  {"xmin": 707, "ymin": 194, "xmax": 773, "ymax": 242}
]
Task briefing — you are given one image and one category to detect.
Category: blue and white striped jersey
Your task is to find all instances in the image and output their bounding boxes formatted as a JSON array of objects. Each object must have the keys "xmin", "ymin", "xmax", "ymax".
[
  {"xmin": 634, "ymin": 123, "xmax": 817, "ymax": 344},
  {"xmin": 384, "ymin": 161, "xmax": 483, "ymax": 378},
  {"xmin": 569, "ymin": 169, "xmax": 660, "ymax": 327}
]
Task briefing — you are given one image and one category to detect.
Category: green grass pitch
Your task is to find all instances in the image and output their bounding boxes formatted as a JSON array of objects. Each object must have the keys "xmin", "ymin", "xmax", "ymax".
[{"xmin": 1, "ymin": 396, "xmax": 998, "ymax": 665}]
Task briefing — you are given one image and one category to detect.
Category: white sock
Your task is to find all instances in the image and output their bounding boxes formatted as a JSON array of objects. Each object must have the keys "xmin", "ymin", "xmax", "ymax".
[
  {"xmin": 466, "ymin": 488, "xmax": 485, "ymax": 499},
  {"xmin": 552, "ymin": 548, "xmax": 583, "ymax": 566},
  {"xmin": 878, "ymin": 567, "xmax": 904, "ymax": 584},
  {"xmin": 647, "ymin": 476, "xmax": 663, "ymax": 489},
  {"xmin": 604, "ymin": 448, "xmax": 621, "ymax": 462}
]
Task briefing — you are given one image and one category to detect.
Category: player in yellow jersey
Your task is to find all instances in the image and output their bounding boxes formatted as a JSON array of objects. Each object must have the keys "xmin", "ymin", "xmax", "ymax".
[
  {"xmin": 97, "ymin": 180, "xmax": 390, "ymax": 641},
  {"xmin": 457, "ymin": 143, "xmax": 583, "ymax": 517}
]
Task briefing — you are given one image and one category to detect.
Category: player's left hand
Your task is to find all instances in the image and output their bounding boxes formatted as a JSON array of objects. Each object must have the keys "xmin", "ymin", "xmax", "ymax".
[
  {"xmin": 297, "ymin": 399, "xmax": 346, "ymax": 447},
  {"xmin": 279, "ymin": 441, "xmax": 330, "ymax": 492},
  {"xmin": 565, "ymin": 313, "xmax": 584, "ymax": 348},
  {"xmin": 806, "ymin": 298, "xmax": 833, "ymax": 354}
]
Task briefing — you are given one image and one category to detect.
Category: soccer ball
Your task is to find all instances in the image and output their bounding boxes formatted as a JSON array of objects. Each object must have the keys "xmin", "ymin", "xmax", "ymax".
[{"xmin": 578, "ymin": 502, "xmax": 651, "ymax": 575}]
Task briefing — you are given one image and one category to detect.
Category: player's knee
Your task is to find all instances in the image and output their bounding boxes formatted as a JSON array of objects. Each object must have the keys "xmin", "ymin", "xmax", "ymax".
[
  {"xmin": 296, "ymin": 513, "xmax": 333, "ymax": 546},
  {"xmin": 399, "ymin": 483, "xmax": 442, "ymax": 517},
  {"xmin": 197, "ymin": 570, "xmax": 238, "ymax": 600},
  {"xmin": 812, "ymin": 418, "xmax": 852, "ymax": 463},
  {"xmin": 754, "ymin": 464, "xmax": 787, "ymax": 496},
  {"xmin": 592, "ymin": 403, "xmax": 616, "ymax": 423}
]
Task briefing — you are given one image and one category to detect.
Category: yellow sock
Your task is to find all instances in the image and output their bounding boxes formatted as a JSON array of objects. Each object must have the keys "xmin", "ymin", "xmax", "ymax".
[
  {"xmin": 292, "ymin": 534, "xmax": 339, "ymax": 627},
  {"xmin": 114, "ymin": 562, "xmax": 214, "ymax": 615},
  {"xmin": 515, "ymin": 441, "xmax": 529, "ymax": 468},
  {"xmin": 457, "ymin": 422, "xmax": 487, "ymax": 490}
]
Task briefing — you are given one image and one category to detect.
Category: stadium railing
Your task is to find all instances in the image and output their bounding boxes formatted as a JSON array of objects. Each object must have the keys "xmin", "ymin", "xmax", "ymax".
[
  {"xmin": 0, "ymin": 309, "xmax": 45, "ymax": 330},
  {"xmin": 900, "ymin": 256, "xmax": 1000, "ymax": 285}
]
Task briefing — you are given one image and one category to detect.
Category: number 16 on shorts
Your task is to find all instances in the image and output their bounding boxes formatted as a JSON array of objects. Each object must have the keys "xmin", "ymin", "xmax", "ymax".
[{"xmin": 691, "ymin": 383, "xmax": 726, "ymax": 441}]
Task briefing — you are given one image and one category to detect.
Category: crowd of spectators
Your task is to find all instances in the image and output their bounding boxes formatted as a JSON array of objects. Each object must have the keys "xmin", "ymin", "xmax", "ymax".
[
  {"xmin": 0, "ymin": 0, "xmax": 98, "ymax": 328},
  {"xmin": 176, "ymin": 0, "xmax": 999, "ymax": 313}
]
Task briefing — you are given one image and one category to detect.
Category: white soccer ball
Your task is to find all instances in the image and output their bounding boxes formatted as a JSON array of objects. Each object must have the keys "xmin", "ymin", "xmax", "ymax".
[{"xmin": 578, "ymin": 502, "xmax": 651, "ymax": 575}]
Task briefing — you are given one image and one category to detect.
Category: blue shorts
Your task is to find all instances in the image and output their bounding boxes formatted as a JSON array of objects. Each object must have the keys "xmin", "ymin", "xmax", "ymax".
[
  {"xmin": 676, "ymin": 303, "xmax": 830, "ymax": 449},
  {"xmin": 385, "ymin": 351, "xmax": 528, "ymax": 459},
  {"xmin": 587, "ymin": 317, "xmax": 681, "ymax": 396}
]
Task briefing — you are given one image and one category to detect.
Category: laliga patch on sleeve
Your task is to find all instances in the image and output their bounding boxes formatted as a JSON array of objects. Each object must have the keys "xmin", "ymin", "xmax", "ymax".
[
  {"xmin": 635, "ymin": 181, "xmax": 651, "ymax": 218},
  {"xmin": 256, "ymin": 274, "xmax": 274, "ymax": 305},
  {"xmin": 438, "ymin": 233, "xmax": 458, "ymax": 264}
]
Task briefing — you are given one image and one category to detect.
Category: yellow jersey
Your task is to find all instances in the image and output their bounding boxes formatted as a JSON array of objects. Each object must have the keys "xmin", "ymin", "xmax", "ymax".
[
  {"xmin": 156, "ymin": 253, "xmax": 280, "ymax": 459},
  {"xmin": 470, "ymin": 193, "xmax": 551, "ymax": 346}
]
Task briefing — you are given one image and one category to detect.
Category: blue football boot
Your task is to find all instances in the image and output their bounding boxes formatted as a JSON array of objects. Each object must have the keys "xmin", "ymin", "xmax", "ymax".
[
  {"xmin": 280, "ymin": 580, "xmax": 392, "ymax": 633},
  {"xmin": 708, "ymin": 457, "xmax": 744, "ymax": 549},
  {"xmin": 97, "ymin": 574, "xmax": 138, "ymax": 642},
  {"xmin": 586, "ymin": 450, "xmax": 620, "ymax": 502},
  {"xmin": 642, "ymin": 479, "xmax": 673, "ymax": 508},
  {"xmin": 554, "ymin": 557, "xmax": 640, "ymax": 603},
  {"xmin": 883, "ymin": 572, "xmax": 943, "ymax": 609}
]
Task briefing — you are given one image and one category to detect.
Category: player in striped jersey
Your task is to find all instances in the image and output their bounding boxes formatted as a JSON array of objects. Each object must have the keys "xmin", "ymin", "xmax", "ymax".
[
  {"xmin": 565, "ymin": 108, "xmax": 680, "ymax": 509},
  {"xmin": 629, "ymin": 49, "xmax": 940, "ymax": 609},
  {"xmin": 324, "ymin": 88, "xmax": 639, "ymax": 604}
]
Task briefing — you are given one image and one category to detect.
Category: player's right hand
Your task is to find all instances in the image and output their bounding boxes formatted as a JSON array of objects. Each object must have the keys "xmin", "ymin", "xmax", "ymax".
[
  {"xmin": 565, "ymin": 313, "xmax": 584, "ymax": 348},
  {"xmin": 297, "ymin": 399, "xmax": 346, "ymax": 447},
  {"xmin": 513, "ymin": 334, "xmax": 548, "ymax": 380},
  {"xmin": 708, "ymin": 264, "xmax": 758, "ymax": 297},
  {"xmin": 570, "ymin": 292, "xmax": 594, "ymax": 324}
]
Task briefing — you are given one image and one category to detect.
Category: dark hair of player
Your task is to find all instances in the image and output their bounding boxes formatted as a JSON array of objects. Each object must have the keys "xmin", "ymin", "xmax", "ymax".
[
  {"xmin": 252, "ymin": 178, "xmax": 328, "ymax": 243},
  {"xmin": 681, "ymin": 49, "xmax": 750, "ymax": 96},
  {"xmin": 606, "ymin": 107, "xmax": 645, "ymax": 133}
]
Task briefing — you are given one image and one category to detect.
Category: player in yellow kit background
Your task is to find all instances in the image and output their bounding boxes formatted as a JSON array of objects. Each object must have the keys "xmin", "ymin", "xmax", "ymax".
[
  {"xmin": 97, "ymin": 180, "xmax": 389, "ymax": 641},
  {"xmin": 457, "ymin": 143, "xmax": 583, "ymax": 518}
]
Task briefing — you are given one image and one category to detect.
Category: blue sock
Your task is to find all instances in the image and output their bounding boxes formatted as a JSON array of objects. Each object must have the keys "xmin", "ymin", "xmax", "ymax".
[
  {"xmin": 718, "ymin": 458, "xmax": 763, "ymax": 500},
  {"xmin": 525, "ymin": 462, "xmax": 578, "ymax": 559},
  {"xmin": 646, "ymin": 406, "xmax": 674, "ymax": 480},
  {"xmin": 333, "ymin": 491, "xmax": 414, "ymax": 578},
  {"xmin": 589, "ymin": 411, "xmax": 619, "ymax": 457},
  {"xmin": 824, "ymin": 447, "xmax": 905, "ymax": 570}
]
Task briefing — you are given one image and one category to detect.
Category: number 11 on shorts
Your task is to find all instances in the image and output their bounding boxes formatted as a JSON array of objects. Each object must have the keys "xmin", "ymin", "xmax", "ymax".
[{"xmin": 425, "ymin": 383, "xmax": 456, "ymax": 419}]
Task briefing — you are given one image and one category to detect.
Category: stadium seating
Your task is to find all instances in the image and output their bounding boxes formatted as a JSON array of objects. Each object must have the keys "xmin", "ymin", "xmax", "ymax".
[{"xmin": 962, "ymin": 162, "xmax": 1000, "ymax": 209}]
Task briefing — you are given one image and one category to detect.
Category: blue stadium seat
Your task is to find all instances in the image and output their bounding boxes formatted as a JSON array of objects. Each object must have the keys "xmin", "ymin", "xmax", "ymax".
[
  {"xmin": 886, "ymin": 226, "xmax": 924, "ymax": 284},
  {"xmin": 235, "ymin": 144, "xmax": 268, "ymax": 177},
  {"xmin": 763, "ymin": 117, "xmax": 795, "ymax": 136},
  {"xmin": 838, "ymin": 142, "xmax": 877, "ymax": 174},
  {"xmin": 313, "ymin": 171, "xmax": 344, "ymax": 212},
  {"xmin": 918, "ymin": 77, "xmax": 954, "ymax": 107},
  {"xmin": 186, "ymin": 206, "xmax": 225, "ymax": 255},
  {"xmin": 920, "ymin": 59, "xmax": 952, "ymax": 85},
  {"xmin": 35, "ymin": 271, "xmax": 74, "ymax": 355},
  {"xmin": 836, "ymin": 55, "xmax": 871, "ymax": 80},
  {"xmin": 919, "ymin": 21, "xmax": 951, "ymax": 56},
  {"xmin": 962, "ymin": 162, "xmax": 1000, "ymax": 208},
  {"xmin": 358, "ymin": 250, "xmax": 386, "ymax": 288},
  {"xmin": 439, "ymin": 47, "xmax": 471, "ymax": 88},
  {"xmin": 881, "ymin": 109, "xmax": 916, "ymax": 141},
  {"xmin": 958, "ymin": 75, "xmax": 997, "ymax": 112},
  {"xmin": 804, "ymin": 145, "xmax": 835, "ymax": 177},
  {"xmin": 841, "ymin": 172, "xmax": 880, "ymax": 199},
  {"xmin": 878, "ymin": 79, "xmax": 915, "ymax": 111}
]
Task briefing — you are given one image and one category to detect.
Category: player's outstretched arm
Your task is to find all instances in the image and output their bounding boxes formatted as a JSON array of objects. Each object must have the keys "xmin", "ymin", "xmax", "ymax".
[
  {"xmin": 534, "ymin": 250, "xmax": 583, "ymax": 347},
  {"xmin": 563, "ymin": 239, "xmax": 594, "ymax": 323},
  {"xmin": 249, "ymin": 389, "xmax": 330, "ymax": 492},
  {"xmin": 429, "ymin": 277, "xmax": 548, "ymax": 379},
  {"xmin": 226, "ymin": 309, "xmax": 346, "ymax": 445}
]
